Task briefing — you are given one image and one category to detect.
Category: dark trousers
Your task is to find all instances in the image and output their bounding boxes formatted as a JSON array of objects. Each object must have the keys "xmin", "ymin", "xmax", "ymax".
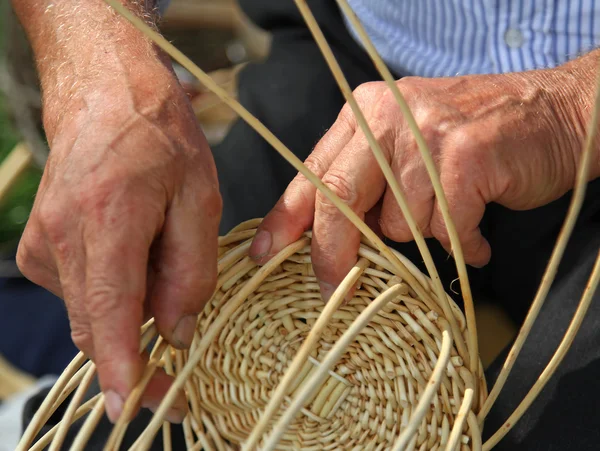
[{"xmin": 23, "ymin": 1, "xmax": 600, "ymax": 449}]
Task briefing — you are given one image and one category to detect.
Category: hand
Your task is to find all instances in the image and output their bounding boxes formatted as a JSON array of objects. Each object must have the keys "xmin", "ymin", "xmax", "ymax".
[
  {"xmin": 17, "ymin": 80, "xmax": 222, "ymax": 422},
  {"xmin": 250, "ymin": 69, "xmax": 590, "ymax": 300}
]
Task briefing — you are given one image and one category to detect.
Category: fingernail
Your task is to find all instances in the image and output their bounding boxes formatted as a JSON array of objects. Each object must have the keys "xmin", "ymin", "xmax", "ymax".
[
  {"xmin": 173, "ymin": 315, "xmax": 197, "ymax": 349},
  {"xmin": 319, "ymin": 281, "xmax": 337, "ymax": 302},
  {"xmin": 105, "ymin": 390, "xmax": 124, "ymax": 423},
  {"xmin": 250, "ymin": 230, "xmax": 272, "ymax": 260}
]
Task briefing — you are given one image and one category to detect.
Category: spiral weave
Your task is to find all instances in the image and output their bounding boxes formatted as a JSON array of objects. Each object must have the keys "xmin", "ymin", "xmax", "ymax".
[{"xmin": 189, "ymin": 219, "xmax": 486, "ymax": 450}]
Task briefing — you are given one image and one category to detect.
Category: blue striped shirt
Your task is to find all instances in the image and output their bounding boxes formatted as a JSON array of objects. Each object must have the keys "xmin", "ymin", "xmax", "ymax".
[{"xmin": 344, "ymin": 0, "xmax": 600, "ymax": 77}]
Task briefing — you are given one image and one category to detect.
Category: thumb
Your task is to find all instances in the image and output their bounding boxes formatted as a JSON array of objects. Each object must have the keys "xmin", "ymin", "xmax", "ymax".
[{"xmin": 250, "ymin": 113, "xmax": 356, "ymax": 264}]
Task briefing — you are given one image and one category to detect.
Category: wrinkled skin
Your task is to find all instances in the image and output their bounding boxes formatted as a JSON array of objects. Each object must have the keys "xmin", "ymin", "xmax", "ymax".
[{"xmin": 250, "ymin": 69, "xmax": 594, "ymax": 300}]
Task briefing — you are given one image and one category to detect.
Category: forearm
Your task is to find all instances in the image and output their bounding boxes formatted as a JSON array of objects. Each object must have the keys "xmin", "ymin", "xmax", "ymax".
[{"xmin": 11, "ymin": 0, "xmax": 176, "ymax": 141}]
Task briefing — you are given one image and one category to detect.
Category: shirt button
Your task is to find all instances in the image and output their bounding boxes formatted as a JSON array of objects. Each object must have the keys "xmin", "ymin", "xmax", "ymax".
[{"xmin": 504, "ymin": 28, "xmax": 524, "ymax": 48}]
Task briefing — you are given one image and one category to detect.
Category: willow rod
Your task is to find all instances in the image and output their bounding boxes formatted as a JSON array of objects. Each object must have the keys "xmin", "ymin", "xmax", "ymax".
[
  {"xmin": 332, "ymin": 0, "xmax": 479, "ymax": 378},
  {"xmin": 480, "ymin": 57, "xmax": 600, "ymax": 421},
  {"xmin": 242, "ymin": 258, "xmax": 369, "ymax": 449},
  {"xmin": 483, "ymin": 250, "xmax": 600, "ymax": 449},
  {"xmin": 100, "ymin": 0, "xmax": 434, "ymax": 310},
  {"xmin": 260, "ymin": 283, "xmax": 413, "ymax": 450},
  {"xmin": 392, "ymin": 328, "xmax": 453, "ymax": 451}
]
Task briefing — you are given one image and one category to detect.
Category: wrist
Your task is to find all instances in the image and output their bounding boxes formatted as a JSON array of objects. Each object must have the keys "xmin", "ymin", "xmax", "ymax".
[
  {"xmin": 532, "ymin": 51, "xmax": 600, "ymax": 182},
  {"xmin": 500, "ymin": 54, "xmax": 599, "ymax": 195},
  {"xmin": 44, "ymin": 59, "xmax": 180, "ymax": 140},
  {"xmin": 14, "ymin": 0, "xmax": 174, "ymax": 140}
]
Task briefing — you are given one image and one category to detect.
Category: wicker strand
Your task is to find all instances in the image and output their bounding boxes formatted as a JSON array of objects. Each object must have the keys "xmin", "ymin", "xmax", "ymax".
[
  {"xmin": 50, "ymin": 361, "xmax": 94, "ymax": 414},
  {"xmin": 69, "ymin": 396, "xmax": 105, "ymax": 451},
  {"xmin": 134, "ymin": 238, "xmax": 311, "ymax": 449},
  {"xmin": 48, "ymin": 364, "xmax": 97, "ymax": 451},
  {"xmin": 17, "ymin": 352, "xmax": 88, "ymax": 450},
  {"xmin": 332, "ymin": 0, "xmax": 479, "ymax": 382},
  {"xmin": 444, "ymin": 388, "xmax": 473, "ymax": 451},
  {"xmin": 162, "ymin": 348, "xmax": 175, "ymax": 451},
  {"xmin": 483, "ymin": 250, "xmax": 600, "ymax": 450},
  {"xmin": 291, "ymin": 0, "xmax": 471, "ymax": 372},
  {"xmin": 261, "ymin": 283, "xmax": 411, "ymax": 450},
  {"xmin": 467, "ymin": 412, "xmax": 482, "ymax": 451},
  {"xmin": 392, "ymin": 328, "xmax": 452, "ymax": 451},
  {"xmin": 242, "ymin": 258, "xmax": 369, "ymax": 449},
  {"xmin": 480, "ymin": 57, "xmax": 600, "ymax": 422},
  {"xmin": 106, "ymin": 338, "xmax": 169, "ymax": 450},
  {"xmin": 17, "ymin": 322, "xmax": 156, "ymax": 450},
  {"xmin": 100, "ymin": 0, "xmax": 442, "ymax": 318},
  {"xmin": 26, "ymin": 395, "xmax": 101, "ymax": 451}
]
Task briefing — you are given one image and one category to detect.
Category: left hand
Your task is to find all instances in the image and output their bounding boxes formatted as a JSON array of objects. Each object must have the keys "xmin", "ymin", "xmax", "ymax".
[{"xmin": 248, "ymin": 70, "xmax": 590, "ymax": 299}]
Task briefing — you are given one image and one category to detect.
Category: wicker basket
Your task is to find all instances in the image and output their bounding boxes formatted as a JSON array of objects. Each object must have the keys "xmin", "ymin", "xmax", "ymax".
[
  {"xmin": 196, "ymin": 220, "xmax": 486, "ymax": 450},
  {"xmin": 18, "ymin": 219, "xmax": 485, "ymax": 451},
  {"xmin": 15, "ymin": 0, "xmax": 600, "ymax": 449}
]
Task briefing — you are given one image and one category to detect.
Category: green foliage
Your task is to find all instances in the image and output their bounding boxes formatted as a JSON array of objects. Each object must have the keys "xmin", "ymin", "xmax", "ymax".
[
  {"xmin": 0, "ymin": 81, "xmax": 42, "ymax": 254},
  {"xmin": 0, "ymin": 9, "xmax": 44, "ymax": 255}
]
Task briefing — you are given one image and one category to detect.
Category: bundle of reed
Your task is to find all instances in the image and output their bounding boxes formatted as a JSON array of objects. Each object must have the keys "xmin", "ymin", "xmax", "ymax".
[{"xmin": 15, "ymin": 0, "xmax": 600, "ymax": 449}]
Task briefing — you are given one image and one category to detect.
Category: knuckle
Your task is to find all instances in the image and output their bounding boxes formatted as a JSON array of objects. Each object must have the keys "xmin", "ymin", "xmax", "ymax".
[
  {"xmin": 70, "ymin": 327, "xmax": 93, "ymax": 354},
  {"xmin": 415, "ymin": 108, "xmax": 442, "ymax": 143},
  {"xmin": 198, "ymin": 188, "xmax": 223, "ymax": 222},
  {"xmin": 85, "ymin": 280, "xmax": 141, "ymax": 322},
  {"xmin": 37, "ymin": 201, "xmax": 67, "ymax": 242},
  {"xmin": 16, "ymin": 240, "xmax": 35, "ymax": 276},
  {"xmin": 86, "ymin": 285, "xmax": 119, "ymax": 321},
  {"xmin": 352, "ymin": 81, "xmax": 381, "ymax": 100},
  {"xmin": 377, "ymin": 87, "xmax": 398, "ymax": 113},
  {"xmin": 303, "ymin": 152, "xmax": 331, "ymax": 177},
  {"xmin": 397, "ymin": 79, "xmax": 419, "ymax": 100},
  {"xmin": 338, "ymin": 101, "xmax": 354, "ymax": 122},
  {"xmin": 380, "ymin": 215, "xmax": 411, "ymax": 242},
  {"xmin": 320, "ymin": 169, "xmax": 358, "ymax": 209}
]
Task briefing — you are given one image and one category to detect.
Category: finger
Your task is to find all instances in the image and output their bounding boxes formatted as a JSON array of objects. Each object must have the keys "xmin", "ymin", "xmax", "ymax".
[
  {"xmin": 364, "ymin": 200, "xmax": 384, "ymax": 240},
  {"xmin": 312, "ymin": 132, "xmax": 387, "ymax": 300},
  {"xmin": 22, "ymin": 200, "xmax": 96, "ymax": 357},
  {"xmin": 429, "ymin": 176, "xmax": 491, "ymax": 268},
  {"xmin": 55, "ymin": 245, "xmax": 95, "ymax": 358},
  {"xmin": 16, "ymin": 222, "xmax": 63, "ymax": 297},
  {"xmin": 379, "ymin": 155, "xmax": 436, "ymax": 242},
  {"xmin": 84, "ymin": 221, "xmax": 154, "ymax": 423},
  {"xmin": 140, "ymin": 368, "xmax": 188, "ymax": 424},
  {"xmin": 150, "ymin": 187, "xmax": 221, "ymax": 350},
  {"xmin": 249, "ymin": 107, "xmax": 356, "ymax": 264}
]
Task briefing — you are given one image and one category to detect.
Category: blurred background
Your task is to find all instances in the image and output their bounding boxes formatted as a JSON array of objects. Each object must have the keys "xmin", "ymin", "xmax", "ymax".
[{"xmin": 0, "ymin": 0, "xmax": 516, "ymax": 431}]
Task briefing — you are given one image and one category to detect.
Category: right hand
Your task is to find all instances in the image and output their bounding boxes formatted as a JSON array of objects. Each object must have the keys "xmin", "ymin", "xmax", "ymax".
[{"xmin": 17, "ymin": 79, "xmax": 222, "ymax": 422}]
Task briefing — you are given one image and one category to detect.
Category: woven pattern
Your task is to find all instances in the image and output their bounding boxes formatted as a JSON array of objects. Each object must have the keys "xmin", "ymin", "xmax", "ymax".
[
  {"xmin": 15, "ymin": 0, "xmax": 600, "ymax": 448},
  {"xmin": 191, "ymin": 219, "xmax": 483, "ymax": 449}
]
